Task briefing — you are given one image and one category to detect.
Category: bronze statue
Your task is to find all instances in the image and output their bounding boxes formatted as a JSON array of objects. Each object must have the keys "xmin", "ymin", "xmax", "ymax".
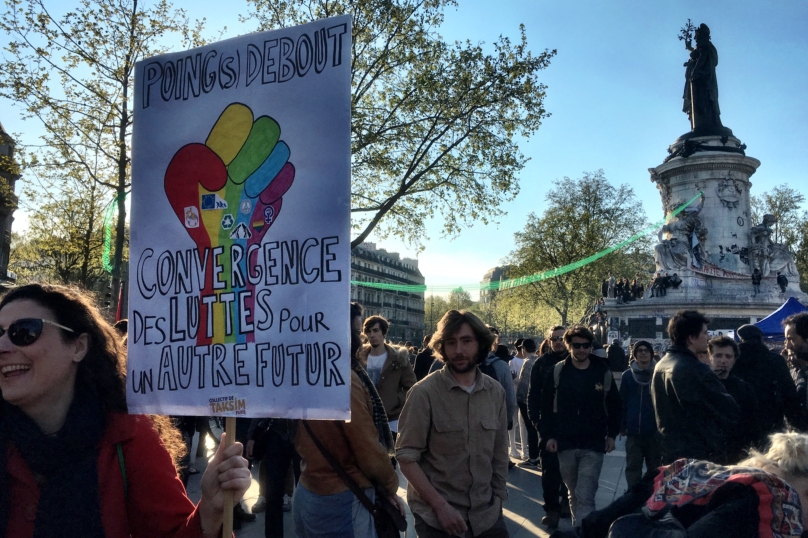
[{"xmin": 681, "ymin": 22, "xmax": 729, "ymax": 136}]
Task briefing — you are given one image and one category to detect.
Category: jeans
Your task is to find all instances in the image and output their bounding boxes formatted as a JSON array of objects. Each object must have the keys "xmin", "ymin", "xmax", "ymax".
[
  {"xmin": 538, "ymin": 446, "xmax": 567, "ymax": 512},
  {"xmin": 263, "ymin": 429, "xmax": 301, "ymax": 538},
  {"xmin": 558, "ymin": 449, "xmax": 605, "ymax": 526},
  {"xmin": 293, "ymin": 484, "xmax": 376, "ymax": 538},
  {"xmin": 517, "ymin": 403, "xmax": 538, "ymax": 460},
  {"xmin": 413, "ymin": 513, "xmax": 509, "ymax": 538},
  {"xmin": 625, "ymin": 434, "xmax": 661, "ymax": 489}
]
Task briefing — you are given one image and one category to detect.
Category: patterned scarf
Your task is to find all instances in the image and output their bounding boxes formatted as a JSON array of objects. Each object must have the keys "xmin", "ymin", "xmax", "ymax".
[
  {"xmin": 647, "ymin": 459, "xmax": 804, "ymax": 538},
  {"xmin": 0, "ymin": 384, "xmax": 106, "ymax": 538},
  {"xmin": 352, "ymin": 361, "xmax": 396, "ymax": 457}
]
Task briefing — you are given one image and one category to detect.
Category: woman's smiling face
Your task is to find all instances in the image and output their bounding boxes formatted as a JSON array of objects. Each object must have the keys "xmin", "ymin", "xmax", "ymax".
[{"xmin": 0, "ymin": 299, "xmax": 85, "ymax": 419}]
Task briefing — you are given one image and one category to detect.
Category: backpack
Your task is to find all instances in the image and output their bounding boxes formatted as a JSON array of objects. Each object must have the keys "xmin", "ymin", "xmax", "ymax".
[
  {"xmin": 479, "ymin": 357, "xmax": 506, "ymax": 381},
  {"xmin": 552, "ymin": 359, "xmax": 612, "ymax": 413}
]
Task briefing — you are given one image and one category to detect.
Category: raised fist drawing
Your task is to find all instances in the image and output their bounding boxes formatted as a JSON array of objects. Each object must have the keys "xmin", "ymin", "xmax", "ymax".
[{"xmin": 164, "ymin": 103, "xmax": 295, "ymax": 344}]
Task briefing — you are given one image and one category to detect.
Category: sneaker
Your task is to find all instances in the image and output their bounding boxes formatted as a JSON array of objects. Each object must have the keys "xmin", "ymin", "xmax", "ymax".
[
  {"xmin": 518, "ymin": 458, "xmax": 539, "ymax": 469},
  {"xmin": 283, "ymin": 494, "xmax": 292, "ymax": 512},
  {"xmin": 541, "ymin": 511, "xmax": 560, "ymax": 528},
  {"xmin": 251, "ymin": 496, "xmax": 267, "ymax": 514}
]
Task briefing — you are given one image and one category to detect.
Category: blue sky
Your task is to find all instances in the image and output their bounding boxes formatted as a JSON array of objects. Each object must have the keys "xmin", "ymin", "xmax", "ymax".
[{"xmin": 2, "ymin": 0, "xmax": 806, "ymax": 297}]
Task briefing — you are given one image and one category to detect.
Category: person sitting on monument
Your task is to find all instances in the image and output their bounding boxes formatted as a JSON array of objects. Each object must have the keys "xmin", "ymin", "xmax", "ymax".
[{"xmin": 669, "ymin": 273, "xmax": 682, "ymax": 289}]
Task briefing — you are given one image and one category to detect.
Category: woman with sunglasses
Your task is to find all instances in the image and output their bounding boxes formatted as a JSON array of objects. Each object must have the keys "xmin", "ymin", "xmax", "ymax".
[{"xmin": 0, "ymin": 283, "xmax": 251, "ymax": 537}]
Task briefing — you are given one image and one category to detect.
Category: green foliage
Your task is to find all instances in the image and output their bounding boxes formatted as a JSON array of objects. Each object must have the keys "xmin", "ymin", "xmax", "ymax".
[
  {"xmin": 0, "ymin": 0, "xmax": 208, "ymax": 305},
  {"xmin": 504, "ymin": 170, "xmax": 651, "ymax": 325},
  {"xmin": 751, "ymin": 184, "xmax": 806, "ymax": 251},
  {"xmin": 752, "ymin": 184, "xmax": 808, "ymax": 292},
  {"xmin": 424, "ymin": 294, "xmax": 449, "ymax": 334},
  {"xmin": 243, "ymin": 0, "xmax": 555, "ymax": 249},
  {"xmin": 10, "ymin": 177, "xmax": 109, "ymax": 287}
]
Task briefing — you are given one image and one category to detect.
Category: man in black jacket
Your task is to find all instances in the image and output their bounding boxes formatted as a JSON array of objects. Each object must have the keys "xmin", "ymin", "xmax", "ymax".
[
  {"xmin": 734, "ymin": 324, "xmax": 806, "ymax": 436},
  {"xmin": 651, "ymin": 310, "xmax": 740, "ymax": 463},
  {"xmin": 413, "ymin": 333, "xmax": 435, "ymax": 381},
  {"xmin": 540, "ymin": 325, "xmax": 621, "ymax": 527},
  {"xmin": 527, "ymin": 325, "xmax": 569, "ymax": 528}
]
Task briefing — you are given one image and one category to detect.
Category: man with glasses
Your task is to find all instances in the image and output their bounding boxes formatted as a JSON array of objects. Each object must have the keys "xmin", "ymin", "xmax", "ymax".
[
  {"xmin": 538, "ymin": 326, "xmax": 621, "ymax": 527},
  {"xmin": 619, "ymin": 341, "xmax": 660, "ymax": 488},
  {"xmin": 651, "ymin": 310, "xmax": 740, "ymax": 464},
  {"xmin": 527, "ymin": 326, "xmax": 569, "ymax": 528}
]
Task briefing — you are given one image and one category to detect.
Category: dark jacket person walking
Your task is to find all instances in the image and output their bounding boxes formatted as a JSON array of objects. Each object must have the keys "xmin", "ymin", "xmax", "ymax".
[{"xmin": 651, "ymin": 310, "xmax": 740, "ymax": 463}]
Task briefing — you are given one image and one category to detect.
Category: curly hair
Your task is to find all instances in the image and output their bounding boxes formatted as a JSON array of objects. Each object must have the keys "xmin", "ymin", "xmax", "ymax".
[
  {"xmin": 563, "ymin": 325, "xmax": 595, "ymax": 344},
  {"xmin": 0, "ymin": 284, "xmax": 186, "ymax": 470},
  {"xmin": 429, "ymin": 310, "xmax": 495, "ymax": 365},
  {"xmin": 739, "ymin": 432, "xmax": 808, "ymax": 479}
]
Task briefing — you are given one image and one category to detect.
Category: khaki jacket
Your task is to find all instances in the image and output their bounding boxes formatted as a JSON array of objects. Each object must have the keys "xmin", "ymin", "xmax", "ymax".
[
  {"xmin": 396, "ymin": 367, "xmax": 509, "ymax": 535},
  {"xmin": 294, "ymin": 370, "xmax": 399, "ymax": 496},
  {"xmin": 358, "ymin": 343, "xmax": 417, "ymax": 421}
]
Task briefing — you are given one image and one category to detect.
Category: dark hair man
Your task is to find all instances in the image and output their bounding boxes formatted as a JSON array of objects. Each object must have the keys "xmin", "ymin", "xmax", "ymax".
[
  {"xmin": 619, "ymin": 340, "xmax": 660, "ymax": 488},
  {"xmin": 708, "ymin": 336, "xmax": 760, "ymax": 462},
  {"xmin": 413, "ymin": 333, "xmax": 435, "ymax": 381},
  {"xmin": 540, "ymin": 325, "xmax": 621, "ymax": 527},
  {"xmin": 784, "ymin": 312, "xmax": 808, "ymax": 417},
  {"xmin": 651, "ymin": 310, "xmax": 740, "ymax": 463},
  {"xmin": 734, "ymin": 324, "xmax": 806, "ymax": 436},
  {"xmin": 527, "ymin": 325, "xmax": 570, "ymax": 527},
  {"xmin": 606, "ymin": 339, "xmax": 628, "ymax": 373},
  {"xmin": 515, "ymin": 338, "xmax": 539, "ymax": 464},
  {"xmin": 360, "ymin": 315, "xmax": 416, "ymax": 431},
  {"xmin": 397, "ymin": 310, "xmax": 509, "ymax": 538}
]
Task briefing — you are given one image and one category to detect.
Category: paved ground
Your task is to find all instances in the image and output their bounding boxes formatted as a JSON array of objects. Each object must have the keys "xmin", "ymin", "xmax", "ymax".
[{"xmin": 187, "ymin": 436, "xmax": 631, "ymax": 537}]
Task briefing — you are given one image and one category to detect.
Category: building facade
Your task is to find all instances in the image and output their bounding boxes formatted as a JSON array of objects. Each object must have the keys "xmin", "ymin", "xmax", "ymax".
[
  {"xmin": 479, "ymin": 265, "xmax": 511, "ymax": 304},
  {"xmin": 0, "ymin": 122, "xmax": 19, "ymax": 285},
  {"xmin": 350, "ymin": 242, "xmax": 425, "ymax": 343}
]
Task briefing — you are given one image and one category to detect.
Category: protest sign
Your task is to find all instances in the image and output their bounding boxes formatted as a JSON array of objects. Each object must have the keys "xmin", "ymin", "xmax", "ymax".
[{"xmin": 128, "ymin": 15, "xmax": 352, "ymax": 419}]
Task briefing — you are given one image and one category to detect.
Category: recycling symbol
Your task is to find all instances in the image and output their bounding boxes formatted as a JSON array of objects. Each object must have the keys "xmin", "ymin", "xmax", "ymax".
[{"xmin": 221, "ymin": 214, "xmax": 235, "ymax": 230}]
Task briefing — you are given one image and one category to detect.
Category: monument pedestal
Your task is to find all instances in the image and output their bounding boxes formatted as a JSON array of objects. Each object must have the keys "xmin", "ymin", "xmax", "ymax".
[{"xmin": 606, "ymin": 135, "xmax": 806, "ymax": 347}]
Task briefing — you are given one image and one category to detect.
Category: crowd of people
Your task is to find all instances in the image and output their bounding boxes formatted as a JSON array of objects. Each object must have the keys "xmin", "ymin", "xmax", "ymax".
[
  {"xmin": 601, "ymin": 272, "xmax": 684, "ymax": 303},
  {"xmin": 5, "ymin": 282, "xmax": 808, "ymax": 538}
]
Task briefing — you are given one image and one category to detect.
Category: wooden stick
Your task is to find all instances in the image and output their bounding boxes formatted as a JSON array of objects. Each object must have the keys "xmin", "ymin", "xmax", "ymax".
[{"xmin": 222, "ymin": 417, "xmax": 236, "ymax": 538}]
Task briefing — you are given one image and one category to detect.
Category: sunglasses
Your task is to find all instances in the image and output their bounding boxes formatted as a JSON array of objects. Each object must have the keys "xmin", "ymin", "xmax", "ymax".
[
  {"xmin": 570, "ymin": 342, "xmax": 592, "ymax": 350},
  {"xmin": 0, "ymin": 318, "xmax": 75, "ymax": 347},
  {"xmin": 550, "ymin": 336, "xmax": 564, "ymax": 342}
]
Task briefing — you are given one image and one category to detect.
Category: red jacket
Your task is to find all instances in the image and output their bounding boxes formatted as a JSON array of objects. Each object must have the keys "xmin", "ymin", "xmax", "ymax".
[{"xmin": 7, "ymin": 412, "xmax": 204, "ymax": 537}]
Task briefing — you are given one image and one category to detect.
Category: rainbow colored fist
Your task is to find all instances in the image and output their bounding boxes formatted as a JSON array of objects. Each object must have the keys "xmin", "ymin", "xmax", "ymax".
[{"xmin": 164, "ymin": 103, "xmax": 295, "ymax": 345}]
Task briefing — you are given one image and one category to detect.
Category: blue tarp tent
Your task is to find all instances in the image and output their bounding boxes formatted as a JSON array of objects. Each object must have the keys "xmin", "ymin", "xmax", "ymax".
[{"xmin": 754, "ymin": 297, "xmax": 808, "ymax": 337}]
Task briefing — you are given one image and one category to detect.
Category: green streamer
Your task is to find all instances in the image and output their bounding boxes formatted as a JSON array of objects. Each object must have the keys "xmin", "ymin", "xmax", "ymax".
[
  {"xmin": 102, "ymin": 192, "xmax": 126, "ymax": 273},
  {"xmin": 351, "ymin": 192, "xmax": 703, "ymax": 293}
]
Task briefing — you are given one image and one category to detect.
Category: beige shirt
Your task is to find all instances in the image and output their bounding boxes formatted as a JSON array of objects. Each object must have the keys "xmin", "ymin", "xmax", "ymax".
[{"xmin": 396, "ymin": 367, "xmax": 509, "ymax": 535}]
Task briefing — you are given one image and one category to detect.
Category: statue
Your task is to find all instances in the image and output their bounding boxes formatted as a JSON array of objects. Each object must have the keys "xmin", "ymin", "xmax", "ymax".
[
  {"xmin": 680, "ymin": 21, "xmax": 729, "ymax": 136},
  {"xmin": 749, "ymin": 214, "xmax": 799, "ymax": 277},
  {"xmin": 653, "ymin": 197, "xmax": 708, "ymax": 272}
]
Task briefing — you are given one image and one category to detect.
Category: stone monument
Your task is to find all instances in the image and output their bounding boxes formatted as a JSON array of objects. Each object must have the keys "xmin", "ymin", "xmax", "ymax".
[{"xmin": 605, "ymin": 23, "xmax": 806, "ymax": 348}]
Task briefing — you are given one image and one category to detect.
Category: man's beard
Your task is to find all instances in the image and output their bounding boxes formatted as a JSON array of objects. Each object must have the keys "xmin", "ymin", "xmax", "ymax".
[{"xmin": 447, "ymin": 355, "xmax": 477, "ymax": 374}]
